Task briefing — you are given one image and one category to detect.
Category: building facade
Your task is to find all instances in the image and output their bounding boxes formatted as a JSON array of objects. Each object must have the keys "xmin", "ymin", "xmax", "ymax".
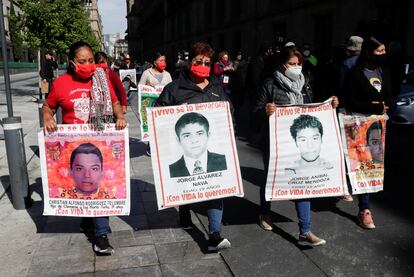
[
  {"xmin": 126, "ymin": 0, "xmax": 414, "ymax": 64},
  {"xmin": 1, "ymin": 0, "xmax": 21, "ymax": 61},
  {"xmin": 84, "ymin": 0, "xmax": 104, "ymax": 50}
]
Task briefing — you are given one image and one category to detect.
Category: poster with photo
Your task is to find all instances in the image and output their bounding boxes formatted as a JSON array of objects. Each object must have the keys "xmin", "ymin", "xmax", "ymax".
[
  {"xmin": 119, "ymin": 69, "xmax": 137, "ymax": 91},
  {"xmin": 38, "ymin": 124, "xmax": 130, "ymax": 217},
  {"xmin": 339, "ymin": 113, "xmax": 387, "ymax": 194},
  {"xmin": 265, "ymin": 100, "xmax": 348, "ymax": 201},
  {"xmin": 138, "ymin": 84, "xmax": 163, "ymax": 141},
  {"xmin": 147, "ymin": 101, "xmax": 244, "ymax": 209}
]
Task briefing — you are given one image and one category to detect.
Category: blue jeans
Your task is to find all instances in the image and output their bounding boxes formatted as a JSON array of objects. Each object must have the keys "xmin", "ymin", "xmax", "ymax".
[
  {"xmin": 358, "ymin": 193, "xmax": 370, "ymax": 211},
  {"xmin": 295, "ymin": 200, "xmax": 311, "ymax": 235},
  {"xmin": 179, "ymin": 199, "xmax": 223, "ymax": 234},
  {"xmin": 94, "ymin": 217, "xmax": 109, "ymax": 236}
]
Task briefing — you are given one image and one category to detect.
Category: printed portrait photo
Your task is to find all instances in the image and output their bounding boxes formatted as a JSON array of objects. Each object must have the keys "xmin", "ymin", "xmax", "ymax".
[
  {"xmin": 169, "ymin": 112, "xmax": 227, "ymax": 178},
  {"xmin": 285, "ymin": 114, "xmax": 333, "ymax": 175}
]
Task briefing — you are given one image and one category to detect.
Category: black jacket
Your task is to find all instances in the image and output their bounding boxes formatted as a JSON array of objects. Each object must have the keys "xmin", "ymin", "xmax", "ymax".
[
  {"xmin": 155, "ymin": 71, "xmax": 232, "ymax": 108},
  {"xmin": 253, "ymin": 72, "xmax": 313, "ymax": 116},
  {"xmin": 169, "ymin": 151, "xmax": 227, "ymax": 178},
  {"xmin": 40, "ymin": 59, "xmax": 58, "ymax": 79},
  {"xmin": 344, "ymin": 65, "xmax": 392, "ymax": 115},
  {"xmin": 252, "ymin": 72, "xmax": 313, "ymax": 146}
]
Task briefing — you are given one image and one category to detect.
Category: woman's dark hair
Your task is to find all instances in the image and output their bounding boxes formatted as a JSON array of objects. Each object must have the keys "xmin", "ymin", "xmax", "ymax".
[
  {"xmin": 277, "ymin": 47, "xmax": 303, "ymax": 67},
  {"xmin": 218, "ymin": 51, "xmax": 229, "ymax": 62},
  {"xmin": 152, "ymin": 52, "xmax": 165, "ymax": 66},
  {"xmin": 67, "ymin": 41, "xmax": 93, "ymax": 73},
  {"xmin": 356, "ymin": 36, "xmax": 383, "ymax": 66},
  {"xmin": 94, "ymin": 51, "xmax": 108, "ymax": 64},
  {"xmin": 189, "ymin": 42, "xmax": 214, "ymax": 61}
]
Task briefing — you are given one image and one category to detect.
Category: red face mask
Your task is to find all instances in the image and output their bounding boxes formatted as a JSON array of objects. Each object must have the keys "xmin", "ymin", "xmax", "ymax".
[
  {"xmin": 96, "ymin": 63, "xmax": 108, "ymax": 70},
  {"xmin": 190, "ymin": 64, "xmax": 210, "ymax": 78},
  {"xmin": 156, "ymin": 61, "xmax": 166, "ymax": 71},
  {"xmin": 73, "ymin": 63, "xmax": 96, "ymax": 79}
]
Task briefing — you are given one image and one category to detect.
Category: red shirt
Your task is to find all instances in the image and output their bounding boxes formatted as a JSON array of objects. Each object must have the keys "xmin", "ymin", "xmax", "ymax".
[
  {"xmin": 107, "ymin": 69, "xmax": 127, "ymax": 106},
  {"xmin": 46, "ymin": 73, "xmax": 118, "ymax": 124}
]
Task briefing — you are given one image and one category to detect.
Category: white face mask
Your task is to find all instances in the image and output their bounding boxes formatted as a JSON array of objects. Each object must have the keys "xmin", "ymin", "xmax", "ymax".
[{"xmin": 284, "ymin": 66, "xmax": 302, "ymax": 81}]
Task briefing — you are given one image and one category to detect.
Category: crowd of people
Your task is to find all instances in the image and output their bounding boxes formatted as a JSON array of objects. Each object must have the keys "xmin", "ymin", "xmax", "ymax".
[{"xmin": 41, "ymin": 32, "xmax": 401, "ymax": 255}]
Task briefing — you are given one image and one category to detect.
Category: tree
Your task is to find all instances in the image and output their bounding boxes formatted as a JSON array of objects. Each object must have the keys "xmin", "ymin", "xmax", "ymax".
[
  {"xmin": 18, "ymin": 0, "xmax": 100, "ymax": 55},
  {"xmin": 8, "ymin": 2, "xmax": 25, "ymax": 61}
]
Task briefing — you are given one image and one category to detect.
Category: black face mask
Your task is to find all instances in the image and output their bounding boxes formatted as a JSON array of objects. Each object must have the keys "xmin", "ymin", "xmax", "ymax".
[{"xmin": 369, "ymin": 54, "xmax": 388, "ymax": 66}]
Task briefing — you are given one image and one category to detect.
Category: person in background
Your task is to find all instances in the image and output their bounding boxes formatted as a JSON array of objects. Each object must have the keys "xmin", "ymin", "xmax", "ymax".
[
  {"xmin": 174, "ymin": 50, "xmax": 189, "ymax": 79},
  {"xmin": 139, "ymin": 52, "xmax": 173, "ymax": 157},
  {"xmin": 254, "ymin": 46, "xmax": 339, "ymax": 246},
  {"xmin": 120, "ymin": 54, "xmax": 135, "ymax": 69},
  {"xmin": 339, "ymin": 36, "xmax": 364, "ymax": 92},
  {"xmin": 95, "ymin": 51, "xmax": 128, "ymax": 114},
  {"xmin": 344, "ymin": 36, "xmax": 392, "ymax": 230},
  {"xmin": 231, "ymin": 51, "xmax": 248, "ymax": 117},
  {"xmin": 213, "ymin": 51, "xmax": 235, "ymax": 95},
  {"xmin": 155, "ymin": 42, "xmax": 232, "ymax": 252},
  {"xmin": 40, "ymin": 52, "xmax": 58, "ymax": 99},
  {"xmin": 42, "ymin": 41, "xmax": 127, "ymax": 255},
  {"xmin": 139, "ymin": 52, "xmax": 173, "ymax": 87}
]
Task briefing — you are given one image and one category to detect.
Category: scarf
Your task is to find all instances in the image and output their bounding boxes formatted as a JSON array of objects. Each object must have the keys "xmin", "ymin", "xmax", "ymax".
[
  {"xmin": 89, "ymin": 67, "xmax": 114, "ymax": 130},
  {"xmin": 273, "ymin": 69, "xmax": 305, "ymax": 105}
]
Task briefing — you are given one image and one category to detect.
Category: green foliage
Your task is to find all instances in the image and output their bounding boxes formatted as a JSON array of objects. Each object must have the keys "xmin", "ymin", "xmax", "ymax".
[
  {"xmin": 18, "ymin": 0, "xmax": 100, "ymax": 54},
  {"xmin": 8, "ymin": 2, "xmax": 25, "ymax": 61}
]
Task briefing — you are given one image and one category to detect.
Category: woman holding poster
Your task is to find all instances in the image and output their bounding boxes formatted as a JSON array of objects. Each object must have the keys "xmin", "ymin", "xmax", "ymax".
[
  {"xmin": 254, "ymin": 46, "xmax": 339, "ymax": 246},
  {"xmin": 344, "ymin": 36, "xmax": 392, "ymax": 230},
  {"xmin": 139, "ymin": 52, "xmax": 173, "ymax": 156},
  {"xmin": 42, "ymin": 41, "xmax": 127, "ymax": 255},
  {"xmin": 155, "ymin": 42, "xmax": 232, "ymax": 252}
]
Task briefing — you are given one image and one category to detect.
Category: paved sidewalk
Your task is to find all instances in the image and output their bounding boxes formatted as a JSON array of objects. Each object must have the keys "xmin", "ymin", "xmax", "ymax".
[{"xmin": 0, "ymin": 78, "xmax": 232, "ymax": 276}]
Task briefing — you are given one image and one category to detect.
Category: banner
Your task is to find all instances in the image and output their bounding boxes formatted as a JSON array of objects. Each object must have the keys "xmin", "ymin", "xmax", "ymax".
[
  {"xmin": 138, "ymin": 84, "xmax": 163, "ymax": 141},
  {"xmin": 147, "ymin": 101, "xmax": 244, "ymax": 209},
  {"xmin": 119, "ymin": 69, "xmax": 137, "ymax": 91},
  {"xmin": 38, "ymin": 124, "xmax": 130, "ymax": 217},
  {"xmin": 339, "ymin": 113, "xmax": 387, "ymax": 194},
  {"xmin": 265, "ymin": 100, "xmax": 348, "ymax": 201}
]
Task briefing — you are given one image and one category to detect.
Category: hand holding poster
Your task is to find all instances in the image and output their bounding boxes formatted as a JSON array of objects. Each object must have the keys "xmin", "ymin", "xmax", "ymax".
[
  {"xmin": 147, "ymin": 101, "xmax": 244, "ymax": 209},
  {"xmin": 339, "ymin": 113, "xmax": 387, "ymax": 194},
  {"xmin": 138, "ymin": 84, "xmax": 164, "ymax": 141},
  {"xmin": 38, "ymin": 124, "xmax": 130, "ymax": 217},
  {"xmin": 265, "ymin": 100, "xmax": 348, "ymax": 201}
]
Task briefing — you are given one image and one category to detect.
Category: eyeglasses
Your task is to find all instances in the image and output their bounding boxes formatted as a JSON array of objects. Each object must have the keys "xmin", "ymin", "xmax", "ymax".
[{"xmin": 192, "ymin": 60, "xmax": 212, "ymax": 67}]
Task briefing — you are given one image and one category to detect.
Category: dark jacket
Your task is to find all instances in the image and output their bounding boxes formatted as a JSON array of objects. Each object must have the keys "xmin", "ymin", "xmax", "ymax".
[
  {"xmin": 169, "ymin": 151, "xmax": 227, "ymax": 178},
  {"xmin": 155, "ymin": 71, "xmax": 232, "ymax": 107},
  {"xmin": 253, "ymin": 72, "xmax": 313, "ymax": 114},
  {"xmin": 40, "ymin": 59, "xmax": 58, "ymax": 79},
  {"xmin": 252, "ymin": 72, "xmax": 313, "ymax": 146},
  {"xmin": 344, "ymin": 65, "xmax": 392, "ymax": 115}
]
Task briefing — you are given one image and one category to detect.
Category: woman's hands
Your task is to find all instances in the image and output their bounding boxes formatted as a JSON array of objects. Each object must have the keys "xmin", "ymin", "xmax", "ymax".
[
  {"xmin": 331, "ymin": 96, "xmax": 339, "ymax": 108},
  {"xmin": 115, "ymin": 117, "xmax": 127, "ymax": 130},
  {"xmin": 44, "ymin": 116, "xmax": 58, "ymax": 132},
  {"xmin": 265, "ymin": 103, "xmax": 276, "ymax": 116}
]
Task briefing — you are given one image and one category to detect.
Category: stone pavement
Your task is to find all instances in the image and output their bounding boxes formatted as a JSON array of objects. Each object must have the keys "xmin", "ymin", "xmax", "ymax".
[{"xmin": 0, "ymin": 73, "xmax": 232, "ymax": 276}]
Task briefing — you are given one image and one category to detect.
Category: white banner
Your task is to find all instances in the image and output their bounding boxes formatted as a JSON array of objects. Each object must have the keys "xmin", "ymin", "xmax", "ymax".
[
  {"xmin": 38, "ymin": 124, "xmax": 130, "ymax": 217},
  {"xmin": 265, "ymin": 100, "xmax": 348, "ymax": 201},
  {"xmin": 147, "ymin": 101, "xmax": 244, "ymax": 209}
]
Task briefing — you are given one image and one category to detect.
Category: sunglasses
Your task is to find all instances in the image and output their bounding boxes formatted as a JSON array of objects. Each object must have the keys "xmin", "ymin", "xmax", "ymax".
[{"xmin": 192, "ymin": 60, "xmax": 212, "ymax": 67}]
